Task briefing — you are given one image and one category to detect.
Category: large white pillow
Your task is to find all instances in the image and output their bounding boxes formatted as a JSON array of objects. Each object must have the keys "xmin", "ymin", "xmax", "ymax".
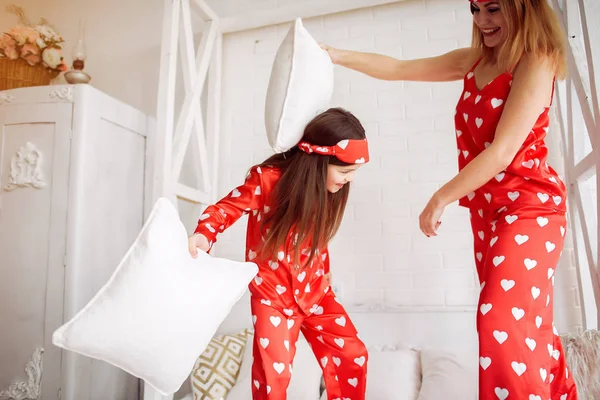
[
  {"xmin": 320, "ymin": 347, "xmax": 421, "ymax": 400},
  {"xmin": 417, "ymin": 348, "xmax": 478, "ymax": 400},
  {"xmin": 227, "ymin": 332, "xmax": 322, "ymax": 400},
  {"xmin": 265, "ymin": 17, "xmax": 334, "ymax": 153},
  {"xmin": 52, "ymin": 198, "xmax": 259, "ymax": 395}
]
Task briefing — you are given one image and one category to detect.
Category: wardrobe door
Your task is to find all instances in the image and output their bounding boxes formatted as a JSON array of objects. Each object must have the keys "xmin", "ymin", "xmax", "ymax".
[{"xmin": 0, "ymin": 103, "xmax": 72, "ymax": 400}]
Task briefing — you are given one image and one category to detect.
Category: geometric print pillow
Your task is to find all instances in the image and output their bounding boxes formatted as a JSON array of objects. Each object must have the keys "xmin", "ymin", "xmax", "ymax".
[{"xmin": 191, "ymin": 329, "xmax": 252, "ymax": 399}]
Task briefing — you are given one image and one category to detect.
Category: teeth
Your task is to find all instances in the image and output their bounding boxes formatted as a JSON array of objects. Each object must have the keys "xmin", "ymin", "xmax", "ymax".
[{"xmin": 482, "ymin": 28, "xmax": 498, "ymax": 34}]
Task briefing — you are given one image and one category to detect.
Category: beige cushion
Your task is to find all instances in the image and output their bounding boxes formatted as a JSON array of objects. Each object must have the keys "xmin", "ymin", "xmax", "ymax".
[
  {"xmin": 190, "ymin": 329, "xmax": 252, "ymax": 399},
  {"xmin": 417, "ymin": 348, "xmax": 477, "ymax": 400}
]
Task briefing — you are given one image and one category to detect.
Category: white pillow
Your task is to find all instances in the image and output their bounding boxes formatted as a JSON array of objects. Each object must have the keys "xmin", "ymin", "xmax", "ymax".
[
  {"xmin": 52, "ymin": 198, "xmax": 259, "ymax": 395},
  {"xmin": 320, "ymin": 347, "xmax": 421, "ymax": 400},
  {"xmin": 265, "ymin": 17, "xmax": 334, "ymax": 153},
  {"xmin": 417, "ymin": 348, "xmax": 478, "ymax": 400},
  {"xmin": 227, "ymin": 332, "xmax": 322, "ymax": 400}
]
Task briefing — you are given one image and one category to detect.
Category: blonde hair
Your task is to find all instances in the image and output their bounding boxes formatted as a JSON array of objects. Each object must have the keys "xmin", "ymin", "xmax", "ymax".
[{"xmin": 471, "ymin": 0, "xmax": 567, "ymax": 79}]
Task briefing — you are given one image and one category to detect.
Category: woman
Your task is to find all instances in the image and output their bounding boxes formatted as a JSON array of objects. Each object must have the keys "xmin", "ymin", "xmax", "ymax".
[{"xmin": 321, "ymin": 1, "xmax": 578, "ymax": 399}]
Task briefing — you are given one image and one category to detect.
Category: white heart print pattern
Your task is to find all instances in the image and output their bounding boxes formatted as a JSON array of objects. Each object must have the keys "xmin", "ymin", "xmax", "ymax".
[
  {"xmin": 511, "ymin": 361, "xmax": 527, "ymax": 376},
  {"xmin": 480, "ymin": 356, "xmax": 492, "ymax": 370},
  {"xmin": 495, "ymin": 387, "xmax": 509, "ymax": 400},
  {"xmin": 501, "ymin": 279, "xmax": 515, "ymax": 291},
  {"xmin": 452, "ymin": 59, "xmax": 571, "ymax": 399}
]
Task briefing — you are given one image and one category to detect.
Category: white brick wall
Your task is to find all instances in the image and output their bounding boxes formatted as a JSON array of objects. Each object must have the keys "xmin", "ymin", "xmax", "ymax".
[{"xmin": 210, "ymin": 0, "xmax": 582, "ymax": 332}]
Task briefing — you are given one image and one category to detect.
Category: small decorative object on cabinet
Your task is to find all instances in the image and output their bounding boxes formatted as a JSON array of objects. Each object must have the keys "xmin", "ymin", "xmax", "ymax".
[
  {"xmin": 64, "ymin": 19, "xmax": 91, "ymax": 85},
  {"xmin": 0, "ymin": 5, "xmax": 68, "ymax": 90},
  {"xmin": 0, "ymin": 84, "xmax": 152, "ymax": 400}
]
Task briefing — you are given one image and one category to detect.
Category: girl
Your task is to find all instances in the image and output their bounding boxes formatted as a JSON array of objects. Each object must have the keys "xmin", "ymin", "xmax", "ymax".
[
  {"xmin": 188, "ymin": 108, "xmax": 369, "ymax": 400},
  {"xmin": 321, "ymin": 1, "xmax": 578, "ymax": 399}
]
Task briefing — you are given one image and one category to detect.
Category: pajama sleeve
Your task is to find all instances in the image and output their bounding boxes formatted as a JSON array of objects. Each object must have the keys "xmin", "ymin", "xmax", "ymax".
[{"xmin": 194, "ymin": 166, "xmax": 264, "ymax": 247}]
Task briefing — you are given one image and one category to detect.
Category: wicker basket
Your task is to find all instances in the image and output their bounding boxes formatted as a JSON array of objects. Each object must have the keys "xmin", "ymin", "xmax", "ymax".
[{"xmin": 0, "ymin": 58, "xmax": 60, "ymax": 91}]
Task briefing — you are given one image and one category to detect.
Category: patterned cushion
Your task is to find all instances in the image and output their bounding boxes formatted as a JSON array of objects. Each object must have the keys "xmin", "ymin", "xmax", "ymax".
[{"xmin": 191, "ymin": 329, "xmax": 252, "ymax": 400}]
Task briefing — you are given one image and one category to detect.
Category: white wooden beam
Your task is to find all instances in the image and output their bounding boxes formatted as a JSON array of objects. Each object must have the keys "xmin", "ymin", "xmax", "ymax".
[
  {"xmin": 153, "ymin": 0, "xmax": 181, "ymax": 203},
  {"xmin": 568, "ymin": 151, "xmax": 597, "ymax": 182},
  {"xmin": 178, "ymin": 0, "xmax": 211, "ymax": 195},
  {"xmin": 596, "ymin": 166, "xmax": 600, "ymax": 326},
  {"xmin": 191, "ymin": 0, "xmax": 218, "ymax": 22},
  {"xmin": 206, "ymin": 32, "xmax": 222, "ymax": 203},
  {"xmin": 553, "ymin": 0, "xmax": 600, "ymax": 328},
  {"xmin": 220, "ymin": 0, "xmax": 404, "ymax": 33},
  {"xmin": 554, "ymin": 0, "xmax": 599, "ymax": 150},
  {"xmin": 571, "ymin": 182, "xmax": 600, "ymax": 327},
  {"xmin": 554, "ymin": 89, "xmax": 591, "ymax": 328},
  {"xmin": 175, "ymin": 183, "xmax": 211, "ymax": 204},
  {"xmin": 179, "ymin": 0, "xmax": 196, "ymax": 90},
  {"xmin": 171, "ymin": 20, "xmax": 218, "ymax": 185},
  {"xmin": 579, "ymin": 0, "xmax": 600, "ymax": 126}
]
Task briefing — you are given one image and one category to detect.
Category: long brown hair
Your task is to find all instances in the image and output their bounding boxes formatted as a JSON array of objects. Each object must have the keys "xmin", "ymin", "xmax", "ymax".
[
  {"xmin": 258, "ymin": 107, "xmax": 366, "ymax": 268},
  {"xmin": 471, "ymin": 0, "xmax": 567, "ymax": 78}
]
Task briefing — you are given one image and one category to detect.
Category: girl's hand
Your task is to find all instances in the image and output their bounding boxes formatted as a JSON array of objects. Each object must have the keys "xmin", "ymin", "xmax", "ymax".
[
  {"xmin": 419, "ymin": 194, "xmax": 445, "ymax": 237},
  {"xmin": 188, "ymin": 234, "xmax": 210, "ymax": 258},
  {"xmin": 325, "ymin": 272, "xmax": 332, "ymax": 285},
  {"xmin": 319, "ymin": 43, "xmax": 342, "ymax": 64}
]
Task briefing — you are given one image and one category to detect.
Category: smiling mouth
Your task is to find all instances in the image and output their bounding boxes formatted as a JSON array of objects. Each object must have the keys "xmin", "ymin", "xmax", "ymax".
[{"xmin": 481, "ymin": 27, "xmax": 500, "ymax": 36}]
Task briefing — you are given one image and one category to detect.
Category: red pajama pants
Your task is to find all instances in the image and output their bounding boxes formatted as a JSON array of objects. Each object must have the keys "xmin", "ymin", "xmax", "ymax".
[
  {"xmin": 470, "ymin": 206, "xmax": 578, "ymax": 400},
  {"xmin": 250, "ymin": 291, "xmax": 368, "ymax": 400}
]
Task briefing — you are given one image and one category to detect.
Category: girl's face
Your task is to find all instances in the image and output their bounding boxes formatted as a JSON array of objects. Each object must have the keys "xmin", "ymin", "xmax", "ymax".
[
  {"xmin": 327, "ymin": 163, "xmax": 361, "ymax": 193},
  {"xmin": 471, "ymin": 1, "xmax": 508, "ymax": 49}
]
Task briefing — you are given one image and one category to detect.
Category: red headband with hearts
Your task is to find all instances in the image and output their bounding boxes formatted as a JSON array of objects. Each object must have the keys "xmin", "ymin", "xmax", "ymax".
[{"xmin": 298, "ymin": 139, "xmax": 369, "ymax": 164}]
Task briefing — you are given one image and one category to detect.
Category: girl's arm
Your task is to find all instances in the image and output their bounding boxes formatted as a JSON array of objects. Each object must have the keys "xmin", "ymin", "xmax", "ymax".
[
  {"xmin": 191, "ymin": 166, "xmax": 265, "ymax": 253},
  {"xmin": 322, "ymin": 45, "xmax": 475, "ymax": 82},
  {"xmin": 420, "ymin": 55, "xmax": 556, "ymax": 235}
]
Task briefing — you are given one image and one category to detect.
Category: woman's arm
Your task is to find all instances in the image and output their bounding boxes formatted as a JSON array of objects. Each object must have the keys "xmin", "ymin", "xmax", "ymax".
[
  {"xmin": 321, "ymin": 45, "xmax": 475, "ymax": 82},
  {"xmin": 420, "ymin": 55, "xmax": 556, "ymax": 236}
]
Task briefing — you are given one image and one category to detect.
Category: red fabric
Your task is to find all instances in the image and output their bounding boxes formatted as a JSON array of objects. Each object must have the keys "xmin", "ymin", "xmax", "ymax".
[
  {"xmin": 194, "ymin": 166, "xmax": 366, "ymax": 398},
  {"xmin": 454, "ymin": 58, "xmax": 567, "ymax": 213},
  {"xmin": 456, "ymin": 59, "xmax": 578, "ymax": 399},
  {"xmin": 298, "ymin": 138, "xmax": 369, "ymax": 164},
  {"xmin": 194, "ymin": 166, "xmax": 332, "ymax": 315},
  {"xmin": 250, "ymin": 291, "xmax": 367, "ymax": 399},
  {"xmin": 470, "ymin": 206, "xmax": 577, "ymax": 399}
]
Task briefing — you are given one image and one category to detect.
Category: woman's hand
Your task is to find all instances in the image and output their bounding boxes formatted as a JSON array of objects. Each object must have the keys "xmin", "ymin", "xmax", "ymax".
[
  {"xmin": 188, "ymin": 233, "xmax": 210, "ymax": 258},
  {"xmin": 419, "ymin": 194, "xmax": 445, "ymax": 237},
  {"xmin": 319, "ymin": 43, "xmax": 342, "ymax": 65}
]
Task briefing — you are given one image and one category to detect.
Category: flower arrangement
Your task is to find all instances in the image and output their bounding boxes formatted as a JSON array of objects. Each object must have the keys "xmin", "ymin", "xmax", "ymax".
[{"xmin": 0, "ymin": 5, "xmax": 68, "ymax": 73}]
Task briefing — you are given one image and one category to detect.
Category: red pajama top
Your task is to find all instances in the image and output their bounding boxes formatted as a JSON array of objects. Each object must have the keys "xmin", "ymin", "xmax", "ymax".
[
  {"xmin": 194, "ymin": 166, "xmax": 331, "ymax": 315},
  {"xmin": 454, "ymin": 58, "xmax": 567, "ymax": 212}
]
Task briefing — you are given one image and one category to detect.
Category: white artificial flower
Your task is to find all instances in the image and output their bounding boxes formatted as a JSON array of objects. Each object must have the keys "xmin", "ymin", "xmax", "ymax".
[
  {"xmin": 42, "ymin": 47, "xmax": 61, "ymax": 69},
  {"xmin": 36, "ymin": 38, "xmax": 47, "ymax": 49}
]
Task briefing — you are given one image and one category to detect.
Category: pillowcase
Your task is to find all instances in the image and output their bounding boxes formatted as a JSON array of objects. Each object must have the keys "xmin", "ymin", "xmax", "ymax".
[
  {"xmin": 265, "ymin": 17, "xmax": 334, "ymax": 153},
  {"xmin": 52, "ymin": 197, "xmax": 259, "ymax": 395},
  {"xmin": 191, "ymin": 329, "xmax": 252, "ymax": 399},
  {"xmin": 417, "ymin": 348, "xmax": 478, "ymax": 400},
  {"xmin": 320, "ymin": 346, "xmax": 422, "ymax": 400},
  {"xmin": 227, "ymin": 331, "xmax": 322, "ymax": 400}
]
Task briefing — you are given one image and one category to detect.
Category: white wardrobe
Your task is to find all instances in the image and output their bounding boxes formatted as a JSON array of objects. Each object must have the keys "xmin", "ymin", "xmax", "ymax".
[{"xmin": 0, "ymin": 85, "xmax": 150, "ymax": 400}]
